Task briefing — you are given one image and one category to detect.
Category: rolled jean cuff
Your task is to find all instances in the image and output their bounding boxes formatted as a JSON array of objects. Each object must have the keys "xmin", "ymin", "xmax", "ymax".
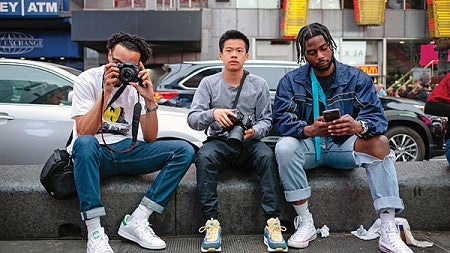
[
  {"xmin": 284, "ymin": 186, "xmax": 311, "ymax": 202},
  {"xmin": 141, "ymin": 196, "xmax": 164, "ymax": 214},
  {"xmin": 81, "ymin": 207, "xmax": 106, "ymax": 221},
  {"xmin": 373, "ymin": 196, "xmax": 404, "ymax": 215}
]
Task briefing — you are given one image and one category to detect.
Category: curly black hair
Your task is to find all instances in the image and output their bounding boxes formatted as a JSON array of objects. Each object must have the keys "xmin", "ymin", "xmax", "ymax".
[
  {"xmin": 106, "ymin": 32, "xmax": 153, "ymax": 64},
  {"xmin": 296, "ymin": 23, "xmax": 337, "ymax": 63}
]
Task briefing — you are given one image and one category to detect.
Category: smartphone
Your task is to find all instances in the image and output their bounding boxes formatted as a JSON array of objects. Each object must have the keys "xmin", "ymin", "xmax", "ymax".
[{"xmin": 323, "ymin": 108, "xmax": 341, "ymax": 122}]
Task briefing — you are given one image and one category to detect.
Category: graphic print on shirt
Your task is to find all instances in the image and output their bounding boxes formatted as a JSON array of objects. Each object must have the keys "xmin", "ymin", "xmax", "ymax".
[{"xmin": 100, "ymin": 105, "xmax": 130, "ymax": 135}]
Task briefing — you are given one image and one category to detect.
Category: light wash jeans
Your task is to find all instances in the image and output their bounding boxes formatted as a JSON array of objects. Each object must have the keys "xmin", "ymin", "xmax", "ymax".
[
  {"xmin": 72, "ymin": 135, "xmax": 195, "ymax": 220},
  {"xmin": 275, "ymin": 136, "xmax": 404, "ymax": 214}
]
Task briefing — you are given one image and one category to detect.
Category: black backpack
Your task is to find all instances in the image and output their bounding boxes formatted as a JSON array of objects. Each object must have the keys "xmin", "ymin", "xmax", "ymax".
[{"xmin": 40, "ymin": 148, "xmax": 77, "ymax": 200}]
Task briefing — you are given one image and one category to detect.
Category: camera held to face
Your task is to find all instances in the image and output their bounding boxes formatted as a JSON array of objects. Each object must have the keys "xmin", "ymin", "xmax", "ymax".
[
  {"xmin": 117, "ymin": 62, "xmax": 140, "ymax": 83},
  {"xmin": 226, "ymin": 109, "xmax": 253, "ymax": 146}
]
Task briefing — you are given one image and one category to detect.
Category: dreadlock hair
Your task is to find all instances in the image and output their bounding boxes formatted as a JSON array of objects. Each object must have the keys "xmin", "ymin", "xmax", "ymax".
[
  {"xmin": 219, "ymin": 30, "xmax": 250, "ymax": 53},
  {"xmin": 106, "ymin": 32, "xmax": 153, "ymax": 64},
  {"xmin": 296, "ymin": 23, "xmax": 337, "ymax": 63}
]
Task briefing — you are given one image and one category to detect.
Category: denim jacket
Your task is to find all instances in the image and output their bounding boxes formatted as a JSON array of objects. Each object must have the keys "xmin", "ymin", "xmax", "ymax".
[{"xmin": 272, "ymin": 60, "xmax": 387, "ymax": 144}]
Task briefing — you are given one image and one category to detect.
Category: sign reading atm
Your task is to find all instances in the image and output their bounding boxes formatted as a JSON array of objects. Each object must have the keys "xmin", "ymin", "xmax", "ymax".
[{"xmin": 0, "ymin": 0, "xmax": 63, "ymax": 18}]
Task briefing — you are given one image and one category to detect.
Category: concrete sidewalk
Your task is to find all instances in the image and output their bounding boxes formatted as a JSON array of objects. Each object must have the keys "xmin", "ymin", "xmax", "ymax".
[{"xmin": 1, "ymin": 231, "xmax": 449, "ymax": 253}]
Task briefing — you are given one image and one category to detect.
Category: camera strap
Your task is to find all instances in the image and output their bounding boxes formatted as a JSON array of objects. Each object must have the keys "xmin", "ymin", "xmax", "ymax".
[
  {"xmin": 231, "ymin": 70, "xmax": 249, "ymax": 109},
  {"xmin": 64, "ymin": 78, "xmax": 130, "ymax": 150},
  {"xmin": 100, "ymin": 81, "xmax": 141, "ymax": 153},
  {"xmin": 205, "ymin": 70, "xmax": 249, "ymax": 137}
]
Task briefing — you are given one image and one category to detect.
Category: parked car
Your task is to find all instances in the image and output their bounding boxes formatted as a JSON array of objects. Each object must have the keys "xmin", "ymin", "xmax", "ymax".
[
  {"xmin": 154, "ymin": 60, "xmax": 447, "ymax": 162},
  {"xmin": 0, "ymin": 59, "xmax": 206, "ymax": 165},
  {"xmin": 154, "ymin": 60, "xmax": 300, "ymax": 108}
]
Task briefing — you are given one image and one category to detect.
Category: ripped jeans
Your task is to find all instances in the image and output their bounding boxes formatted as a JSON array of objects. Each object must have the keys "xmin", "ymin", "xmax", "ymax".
[{"xmin": 275, "ymin": 136, "xmax": 404, "ymax": 214}]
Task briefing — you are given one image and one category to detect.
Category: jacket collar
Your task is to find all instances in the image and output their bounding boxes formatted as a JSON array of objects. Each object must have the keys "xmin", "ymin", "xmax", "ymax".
[{"xmin": 292, "ymin": 59, "xmax": 349, "ymax": 94}]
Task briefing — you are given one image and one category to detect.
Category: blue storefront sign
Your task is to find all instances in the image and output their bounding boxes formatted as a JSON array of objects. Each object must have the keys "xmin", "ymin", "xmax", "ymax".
[
  {"xmin": 0, "ymin": 0, "xmax": 66, "ymax": 17},
  {"xmin": 0, "ymin": 31, "xmax": 80, "ymax": 58}
]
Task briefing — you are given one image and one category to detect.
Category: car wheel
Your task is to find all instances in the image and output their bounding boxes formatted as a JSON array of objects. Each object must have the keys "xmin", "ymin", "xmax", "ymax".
[{"xmin": 385, "ymin": 126, "xmax": 426, "ymax": 162}]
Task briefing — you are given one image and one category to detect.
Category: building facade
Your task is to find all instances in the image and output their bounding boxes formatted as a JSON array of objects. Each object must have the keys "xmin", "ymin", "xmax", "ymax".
[{"xmin": 1, "ymin": 0, "xmax": 449, "ymax": 87}]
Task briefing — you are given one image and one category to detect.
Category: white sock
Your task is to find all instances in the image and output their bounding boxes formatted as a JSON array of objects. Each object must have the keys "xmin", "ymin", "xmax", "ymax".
[
  {"xmin": 85, "ymin": 217, "xmax": 101, "ymax": 235},
  {"xmin": 380, "ymin": 208, "xmax": 395, "ymax": 224},
  {"xmin": 293, "ymin": 201, "xmax": 310, "ymax": 220},
  {"xmin": 129, "ymin": 204, "xmax": 153, "ymax": 223}
]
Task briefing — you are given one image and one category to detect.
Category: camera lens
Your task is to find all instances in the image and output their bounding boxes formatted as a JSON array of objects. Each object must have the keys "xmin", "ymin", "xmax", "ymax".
[
  {"xmin": 120, "ymin": 68, "xmax": 132, "ymax": 82},
  {"xmin": 227, "ymin": 125, "xmax": 245, "ymax": 147}
]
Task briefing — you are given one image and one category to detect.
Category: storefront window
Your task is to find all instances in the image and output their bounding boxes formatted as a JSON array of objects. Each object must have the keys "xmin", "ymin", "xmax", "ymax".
[
  {"xmin": 339, "ymin": 40, "xmax": 381, "ymax": 83},
  {"xmin": 179, "ymin": 0, "xmax": 207, "ymax": 8},
  {"xmin": 386, "ymin": 0, "xmax": 426, "ymax": 9},
  {"xmin": 237, "ymin": 0, "xmax": 279, "ymax": 9},
  {"xmin": 386, "ymin": 39, "xmax": 434, "ymax": 89},
  {"xmin": 405, "ymin": 0, "xmax": 426, "ymax": 9},
  {"xmin": 115, "ymin": 0, "xmax": 145, "ymax": 8},
  {"xmin": 309, "ymin": 0, "xmax": 340, "ymax": 9},
  {"xmin": 84, "ymin": 0, "xmax": 207, "ymax": 9}
]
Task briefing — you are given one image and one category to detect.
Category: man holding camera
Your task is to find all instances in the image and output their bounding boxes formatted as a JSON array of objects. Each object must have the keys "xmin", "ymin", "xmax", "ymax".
[
  {"xmin": 187, "ymin": 30, "xmax": 287, "ymax": 253},
  {"xmin": 70, "ymin": 32, "xmax": 195, "ymax": 253},
  {"xmin": 273, "ymin": 23, "xmax": 412, "ymax": 253}
]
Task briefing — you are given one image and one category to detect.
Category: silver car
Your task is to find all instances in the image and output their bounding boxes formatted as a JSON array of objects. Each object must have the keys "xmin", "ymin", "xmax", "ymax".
[{"xmin": 0, "ymin": 59, "xmax": 205, "ymax": 165}]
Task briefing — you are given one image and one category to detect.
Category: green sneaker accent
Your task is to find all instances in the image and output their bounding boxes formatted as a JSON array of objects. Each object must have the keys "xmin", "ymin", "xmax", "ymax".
[
  {"xmin": 122, "ymin": 216, "xmax": 128, "ymax": 226},
  {"xmin": 92, "ymin": 230, "xmax": 101, "ymax": 239}
]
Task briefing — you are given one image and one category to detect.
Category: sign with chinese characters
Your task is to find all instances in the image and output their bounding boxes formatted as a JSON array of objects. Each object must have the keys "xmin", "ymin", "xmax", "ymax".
[
  {"xmin": 281, "ymin": 0, "xmax": 309, "ymax": 39},
  {"xmin": 427, "ymin": 0, "xmax": 450, "ymax": 37},
  {"xmin": 0, "ymin": 0, "xmax": 63, "ymax": 17},
  {"xmin": 353, "ymin": 0, "xmax": 386, "ymax": 26}
]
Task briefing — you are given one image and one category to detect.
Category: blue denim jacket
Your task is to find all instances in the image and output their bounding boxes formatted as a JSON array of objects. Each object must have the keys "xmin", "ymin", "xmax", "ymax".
[{"xmin": 273, "ymin": 60, "xmax": 387, "ymax": 144}]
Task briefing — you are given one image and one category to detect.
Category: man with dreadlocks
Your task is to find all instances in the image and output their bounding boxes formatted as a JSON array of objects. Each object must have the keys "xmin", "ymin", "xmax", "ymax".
[
  {"xmin": 272, "ymin": 23, "xmax": 413, "ymax": 253},
  {"xmin": 69, "ymin": 32, "xmax": 195, "ymax": 253}
]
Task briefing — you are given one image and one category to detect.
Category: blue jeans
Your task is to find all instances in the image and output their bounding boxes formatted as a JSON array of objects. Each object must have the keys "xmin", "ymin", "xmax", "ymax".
[
  {"xmin": 72, "ymin": 135, "xmax": 195, "ymax": 220},
  {"xmin": 275, "ymin": 136, "xmax": 404, "ymax": 215}
]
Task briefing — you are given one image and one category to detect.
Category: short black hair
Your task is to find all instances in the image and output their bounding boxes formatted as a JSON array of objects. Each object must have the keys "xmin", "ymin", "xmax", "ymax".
[
  {"xmin": 219, "ymin": 30, "xmax": 250, "ymax": 53},
  {"xmin": 106, "ymin": 32, "xmax": 153, "ymax": 64},
  {"xmin": 296, "ymin": 23, "xmax": 337, "ymax": 63}
]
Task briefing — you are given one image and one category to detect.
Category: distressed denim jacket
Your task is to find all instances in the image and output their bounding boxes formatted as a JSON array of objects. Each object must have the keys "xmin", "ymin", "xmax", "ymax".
[{"xmin": 272, "ymin": 59, "xmax": 387, "ymax": 144}]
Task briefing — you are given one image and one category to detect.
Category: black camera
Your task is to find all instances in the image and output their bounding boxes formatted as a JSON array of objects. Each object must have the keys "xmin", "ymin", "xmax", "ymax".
[
  {"xmin": 117, "ymin": 62, "xmax": 140, "ymax": 83},
  {"xmin": 227, "ymin": 110, "xmax": 253, "ymax": 146}
]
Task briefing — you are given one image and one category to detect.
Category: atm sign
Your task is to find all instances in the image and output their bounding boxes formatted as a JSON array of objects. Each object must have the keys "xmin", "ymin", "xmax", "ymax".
[{"xmin": 355, "ymin": 65, "xmax": 379, "ymax": 76}]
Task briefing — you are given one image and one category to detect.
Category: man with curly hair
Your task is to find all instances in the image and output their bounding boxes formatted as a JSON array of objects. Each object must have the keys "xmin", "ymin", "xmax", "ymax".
[{"xmin": 69, "ymin": 32, "xmax": 195, "ymax": 253}]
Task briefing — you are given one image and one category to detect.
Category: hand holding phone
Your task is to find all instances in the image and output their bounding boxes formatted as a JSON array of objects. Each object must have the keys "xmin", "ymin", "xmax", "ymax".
[{"xmin": 323, "ymin": 108, "xmax": 341, "ymax": 122}]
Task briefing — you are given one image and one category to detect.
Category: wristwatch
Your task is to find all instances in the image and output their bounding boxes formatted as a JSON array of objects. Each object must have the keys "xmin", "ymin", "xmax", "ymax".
[
  {"xmin": 357, "ymin": 120, "xmax": 368, "ymax": 137},
  {"xmin": 145, "ymin": 104, "xmax": 158, "ymax": 113}
]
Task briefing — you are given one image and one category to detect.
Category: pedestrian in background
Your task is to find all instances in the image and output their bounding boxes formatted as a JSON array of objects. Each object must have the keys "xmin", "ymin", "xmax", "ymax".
[
  {"xmin": 272, "ymin": 22, "xmax": 413, "ymax": 253},
  {"xmin": 425, "ymin": 72, "xmax": 450, "ymax": 165},
  {"xmin": 187, "ymin": 30, "xmax": 287, "ymax": 253},
  {"xmin": 70, "ymin": 32, "xmax": 195, "ymax": 253}
]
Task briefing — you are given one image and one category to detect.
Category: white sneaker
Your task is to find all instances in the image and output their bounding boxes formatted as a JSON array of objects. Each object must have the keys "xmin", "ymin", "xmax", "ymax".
[
  {"xmin": 87, "ymin": 227, "xmax": 114, "ymax": 253},
  {"xmin": 287, "ymin": 213, "xmax": 317, "ymax": 249},
  {"xmin": 379, "ymin": 221, "xmax": 414, "ymax": 253},
  {"xmin": 118, "ymin": 214, "xmax": 166, "ymax": 250}
]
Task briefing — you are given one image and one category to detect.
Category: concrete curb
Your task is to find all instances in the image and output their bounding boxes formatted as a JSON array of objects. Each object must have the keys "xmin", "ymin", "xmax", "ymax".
[{"xmin": 0, "ymin": 161, "xmax": 448, "ymax": 239}]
